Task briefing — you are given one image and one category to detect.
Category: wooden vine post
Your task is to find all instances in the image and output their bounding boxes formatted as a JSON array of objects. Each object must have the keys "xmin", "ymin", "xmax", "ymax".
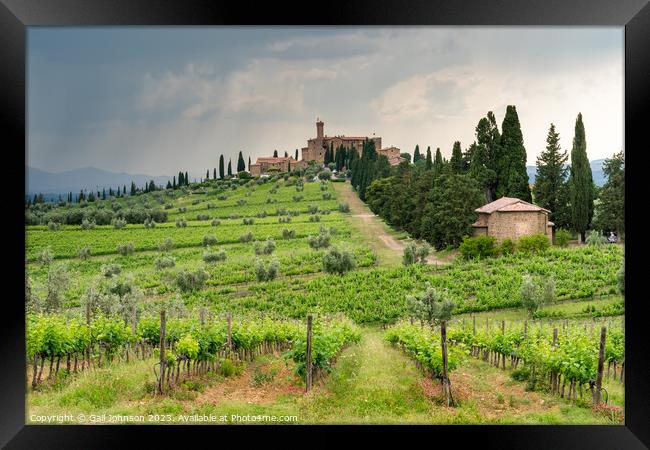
[
  {"xmin": 472, "ymin": 315, "xmax": 476, "ymax": 335},
  {"xmin": 157, "ymin": 309, "xmax": 166, "ymax": 395},
  {"xmin": 593, "ymin": 326, "xmax": 607, "ymax": 405},
  {"xmin": 226, "ymin": 313, "xmax": 233, "ymax": 357},
  {"xmin": 524, "ymin": 320, "xmax": 528, "ymax": 339},
  {"xmin": 440, "ymin": 320, "xmax": 453, "ymax": 407},
  {"xmin": 305, "ymin": 314, "xmax": 313, "ymax": 392},
  {"xmin": 86, "ymin": 302, "xmax": 91, "ymax": 369}
]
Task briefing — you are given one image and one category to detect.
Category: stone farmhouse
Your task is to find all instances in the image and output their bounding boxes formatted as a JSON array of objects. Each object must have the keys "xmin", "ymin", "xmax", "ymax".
[
  {"xmin": 249, "ymin": 157, "xmax": 307, "ymax": 177},
  {"xmin": 471, "ymin": 197, "xmax": 554, "ymax": 242}
]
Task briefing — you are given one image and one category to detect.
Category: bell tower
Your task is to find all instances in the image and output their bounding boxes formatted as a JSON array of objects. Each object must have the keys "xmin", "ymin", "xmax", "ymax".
[{"xmin": 316, "ymin": 118, "xmax": 324, "ymax": 140}]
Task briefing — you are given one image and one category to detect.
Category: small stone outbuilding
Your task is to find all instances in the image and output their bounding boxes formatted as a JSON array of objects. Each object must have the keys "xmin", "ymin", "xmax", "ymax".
[{"xmin": 471, "ymin": 197, "xmax": 554, "ymax": 242}]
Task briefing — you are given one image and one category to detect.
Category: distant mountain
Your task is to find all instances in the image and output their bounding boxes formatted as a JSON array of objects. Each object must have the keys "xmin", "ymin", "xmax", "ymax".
[
  {"xmin": 527, "ymin": 159, "xmax": 606, "ymax": 187},
  {"xmin": 26, "ymin": 166, "xmax": 179, "ymax": 198}
]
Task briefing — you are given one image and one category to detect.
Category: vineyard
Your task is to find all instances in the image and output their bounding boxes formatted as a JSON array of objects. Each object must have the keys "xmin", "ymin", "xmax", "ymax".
[{"xmin": 25, "ymin": 176, "xmax": 625, "ymax": 424}]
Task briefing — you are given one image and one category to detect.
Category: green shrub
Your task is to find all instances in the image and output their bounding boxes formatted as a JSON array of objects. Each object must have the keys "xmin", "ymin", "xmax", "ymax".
[
  {"xmin": 308, "ymin": 230, "xmax": 330, "ymax": 249},
  {"xmin": 278, "ymin": 216, "xmax": 291, "ymax": 223},
  {"xmin": 308, "ymin": 205, "xmax": 318, "ymax": 214},
  {"xmin": 203, "ymin": 247, "xmax": 227, "ymax": 263},
  {"xmin": 81, "ymin": 218, "xmax": 96, "ymax": 230},
  {"xmin": 255, "ymin": 258, "xmax": 279, "ymax": 281},
  {"xmin": 77, "ymin": 246, "xmax": 91, "ymax": 260},
  {"xmin": 459, "ymin": 235, "xmax": 497, "ymax": 260},
  {"xmin": 111, "ymin": 218, "xmax": 127, "ymax": 229},
  {"xmin": 518, "ymin": 234, "xmax": 550, "ymax": 254},
  {"xmin": 155, "ymin": 256, "xmax": 176, "ymax": 269},
  {"xmin": 211, "ymin": 219, "xmax": 221, "ymax": 227},
  {"xmin": 143, "ymin": 217, "xmax": 156, "ymax": 228},
  {"xmin": 243, "ymin": 218, "xmax": 255, "ymax": 225},
  {"xmin": 101, "ymin": 263, "xmax": 122, "ymax": 278},
  {"xmin": 117, "ymin": 242, "xmax": 135, "ymax": 256},
  {"xmin": 292, "ymin": 195, "xmax": 303, "ymax": 202},
  {"xmin": 586, "ymin": 230, "xmax": 607, "ymax": 246},
  {"xmin": 254, "ymin": 238, "xmax": 276, "ymax": 256},
  {"xmin": 323, "ymin": 247, "xmax": 356, "ymax": 275},
  {"xmin": 256, "ymin": 210, "xmax": 267, "ymax": 218},
  {"xmin": 338, "ymin": 203, "xmax": 350, "ymax": 213},
  {"xmin": 176, "ymin": 269, "xmax": 209, "ymax": 292},
  {"xmin": 500, "ymin": 239, "xmax": 516, "ymax": 255},
  {"xmin": 403, "ymin": 242, "xmax": 429, "ymax": 265},
  {"xmin": 618, "ymin": 260, "xmax": 625, "ymax": 296},
  {"xmin": 175, "ymin": 218, "xmax": 187, "ymax": 228},
  {"xmin": 554, "ymin": 228, "xmax": 572, "ymax": 247},
  {"xmin": 239, "ymin": 232, "xmax": 253, "ymax": 243},
  {"xmin": 309, "ymin": 215, "xmax": 321, "ymax": 222},
  {"xmin": 178, "ymin": 206, "xmax": 187, "ymax": 213},
  {"xmin": 158, "ymin": 238, "xmax": 174, "ymax": 252},
  {"xmin": 202, "ymin": 235, "xmax": 218, "ymax": 247},
  {"xmin": 47, "ymin": 221, "xmax": 61, "ymax": 231},
  {"xmin": 282, "ymin": 228, "xmax": 295, "ymax": 239},
  {"xmin": 38, "ymin": 248, "xmax": 54, "ymax": 265},
  {"xmin": 322, "ymin": 192, "xmax": 332, "ymax": 200},
  {"xmin": 196, "ymin": 214, "xmax": 210, "ymax": 221}
]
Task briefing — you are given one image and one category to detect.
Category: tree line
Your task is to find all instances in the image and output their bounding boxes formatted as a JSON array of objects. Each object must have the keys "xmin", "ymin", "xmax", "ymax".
[{"xmin": 357, "ymin": 106, "xmax": 624, "ymax": 249}]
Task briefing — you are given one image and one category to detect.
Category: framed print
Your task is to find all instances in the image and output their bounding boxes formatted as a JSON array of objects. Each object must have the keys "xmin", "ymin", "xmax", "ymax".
[{"xmin": 2, "ymin": 0, "xmax": 649, "ymax": 447}]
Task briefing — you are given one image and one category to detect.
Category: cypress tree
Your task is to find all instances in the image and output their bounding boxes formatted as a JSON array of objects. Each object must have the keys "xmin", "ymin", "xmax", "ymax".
[
  {"xmin": 569, "ymin": 113, "xmax": 594, "ymax": 243},
  {"xmin": 185, "ymin": 171, "xmax": 189, "ymax": 185},
  {"xmin": 237, "ymin": 151, "xmax": 246, "ymax": 172},
  {"xmin": 593, "ymin": 151, "xmax": 624, "ymax": 236},
  {"xmin": 450, "ymin": 141, "xmax": 464, "ymax": 174},
  {"xmin": 413, "ymin": 145, "xmax": 421, "ymax": 163},
  {"xmin": 206, "ymin": 169, "xmax": 210, "ymax": 180},
  {"xmin": 295, "ymin": 149, "xmax": 299, "ymax": 160},
  {"xmin": 123, "ymin": 185, "xmax": 126, "ymax": 195},
  {"xmin": 499, "ymin": 105, "xmax": 531, "ymax": 201},
  {"xmin": 273, "ymin": 150, "xmax": 278, "ymax": 158},
  {"xmin": 33, "ymin": 194, "xmax": 38, "ymax": 204},
  {"xmin": 219, "ymin": 155, "xmax": 225, "ymax": 179},
  {"xmin": 102, "ymin": 188, "xmax": 106, "ymax": 200},
  {"xmin": 116, "ymin": 187, "xmax": 120, "ymax": 197},
  {"xmin": 130, "ymin": 182, "xmax": 136, "ymax": 196},
  {"xmin": 425, "ymin": 147, "xmax": 432, "ymax": 171},
  {"xmin": 227, "ymin": 159, "xmax": 232, "ymax": 176},
  {"xmin": 474, "ymin": 112, "xmax": 501, "ymax": 201},
  {"xmin": 433, "ymin": 147, "xmax": 444, "ymax": 178},
  {"xmin": 172, "ymin": 176, "xmax": 176, "ymax": 189},
  {"xmin": 178, "ymin": 171, "xmax": 184, "ymax": 186},
  {"xmin": 213, "ymin": 168, "xmax": 217, "ymax": 179},
  {"xmin": 166, "ymin": 180, "xmax": 172, "ymax": 189},
  {"xmin": 248, "ymin": 157, "xmax": 251, "ymax": 171},
  {"xmin": 533, "ymin": 123, "xmax": 570, "ymax": 227},
  {"xmin": 284, "ymin": 150, "xmax": 288, "ymax": 158}
]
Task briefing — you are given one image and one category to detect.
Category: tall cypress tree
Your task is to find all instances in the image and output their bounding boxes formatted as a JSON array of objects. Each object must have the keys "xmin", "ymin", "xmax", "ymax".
[
  {"xmin": 593, "ymin": 151, "xmax": 624, "ymax": 236},
  {"xmin": 295, "ymin": 149, "xmax": 299, "ymax": 160},
  {"xmin": 219, "ymin": 155, "xmax": 225, "ymax": 179},
  {"xmin": 413, "ymin": 145, "xmax": 421, "ymax": 163},
  {"xmin": 227, "ymin": 159, "xmax": 232, "ymax": 176},
  {"xmin": 433, "ymin": 147, "xmax": 444, "ymax": 178},
  {"xmin": 237, "ymin": 151, "xmax": 246, "ymax": 172},
  {"xmin": 248, "ymin": 157, "xmax": 251, "ymax": 170},
  {"xmin": 172, "ymin": 176, "xmax": 176, "ymax": 189},
  {"xmin": 450, "ymin": 141, "xmax": 464, "ymax": 174},
  {"xmin": 499, "ymin": 106, "xmax": 531, "ymax": 201},
  {"xmin": 166, "ymin": 180, "xmax": 172, "ymax": 189},
  {"xmin": 474, "ymin": 112, "xmax": 501, "ymax": 201},
  {"xmin": 178, "ymin": 171, "xmax": 184, "ymax": 186},
  {"xmin": 130, "ymin": 182, "xmax": 136, "ymax": 196},
  {"xmin": 213, "ymin": 168, "xmax": 216, "ymax": 179},
  {"xmin": 273, "ymin": 150, "xmax": 278, "ymax": 158},
  {"xmin": 206, "ymin": 169, "xmax": 210, "ymax": 180},
  {"xmin": 425, "ymin": 147, "xmax": 432, "ymax": 171},
  {"xmin": 533, "ymin": 123, "xmax": 570, "ymax": 227},
  {"xmin": 185, "ymin": 171, "xmax": 189, "ymax": 185},
  {"xmin": 569, "ymin": 113, "xmax": 594, "ymax": 242}
]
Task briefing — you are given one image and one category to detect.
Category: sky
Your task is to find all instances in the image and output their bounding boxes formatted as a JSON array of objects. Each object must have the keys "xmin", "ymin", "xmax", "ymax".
[{"xmin": 28, "ymin": 27, "xmax": 623, "ymax": 176}]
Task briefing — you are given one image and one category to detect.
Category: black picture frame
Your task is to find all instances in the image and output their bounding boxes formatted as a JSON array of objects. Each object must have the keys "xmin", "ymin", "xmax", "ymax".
[{"xmin": 2, "ymin": 0, "xmax": 649, "ymax": 448}]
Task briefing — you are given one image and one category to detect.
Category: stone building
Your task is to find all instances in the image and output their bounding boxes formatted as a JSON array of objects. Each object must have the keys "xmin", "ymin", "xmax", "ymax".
[
  {"xmin": 377, "ymin": 146, "xmax": 406, "ymax": 166},
  {"xmin": 249, "ymin": 157, "xmax": 307, "ymax": 177},
  {"xmin": 471, "ymin": 197, "xmax": 554, "ymax": 242},
  {"xmin": 301, "ymin": 119, "xmax": 399, "ymax": 164}
]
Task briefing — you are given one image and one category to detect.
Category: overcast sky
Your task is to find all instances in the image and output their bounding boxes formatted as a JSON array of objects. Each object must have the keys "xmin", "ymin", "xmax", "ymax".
[{"xmin": 28, "ymin": 27, "xmax": 623, "ymax": 176}]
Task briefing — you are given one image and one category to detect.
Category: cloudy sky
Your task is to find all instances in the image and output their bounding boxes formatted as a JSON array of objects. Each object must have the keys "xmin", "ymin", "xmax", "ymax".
[{"xmin": 28, "ymin": 27, "xmax": 623, "ymax": 176}]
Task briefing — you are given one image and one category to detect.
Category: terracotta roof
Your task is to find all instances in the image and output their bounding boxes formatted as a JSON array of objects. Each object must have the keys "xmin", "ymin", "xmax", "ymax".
[
  {"xmin": 476, "ymin": 197, "xmax": 550, "ymax": 214},
  {"xmin": 256, "ymin": 157, "xmax": 296, "ymax": 163}
]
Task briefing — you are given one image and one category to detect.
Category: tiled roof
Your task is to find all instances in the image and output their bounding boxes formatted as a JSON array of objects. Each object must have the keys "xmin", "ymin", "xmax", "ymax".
[
  {"xmin": 476, "ymin": 197, "xmax": 550, "ymax": 214},
  {"xmin": 256, "ymin": 157, "xmax": 296, "ymax": 163}
]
